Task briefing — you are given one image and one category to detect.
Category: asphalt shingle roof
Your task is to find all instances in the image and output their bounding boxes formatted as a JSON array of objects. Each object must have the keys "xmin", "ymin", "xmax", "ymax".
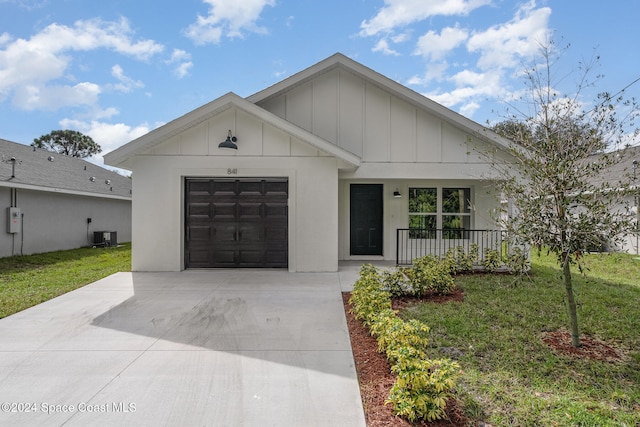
[{"xmin": 0, "ymin": 138, "xmax": 131, "ymax": 199}]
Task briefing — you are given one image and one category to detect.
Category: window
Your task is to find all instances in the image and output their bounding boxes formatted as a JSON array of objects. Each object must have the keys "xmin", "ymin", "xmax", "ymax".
[{"xmin": 409, "ymin": 187, "xmax": 471, "ymax": 238}]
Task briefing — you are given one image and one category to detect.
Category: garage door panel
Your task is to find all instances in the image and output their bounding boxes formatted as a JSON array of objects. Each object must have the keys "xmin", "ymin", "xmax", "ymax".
[
  {"xmin": 188, "ymin": 250, "xmax": 212, "ymax": 266},
  {"xmin": 212, "ymin": 202, "xmax": 236, "ymax": 218},
  {"xmin": 188, "ymin": 203, "xmax": 211, "ymax": 217},
  {"xmin": 238, "ymin": 203, "xmax": 262, "ymax": 219},
  {"xmin": 212, "ymin": 250, "xmax": 236, "ymax": 265},
  {"xmin": 265, "ymin": 250, "xmax": 287, "ymax": 264},
  {"xmin": 188, "ymin": 226, "xmax": 211, "ymax": 241},
  {"xmin": 185, "ymin": 178, "xmax": 288, "ymax": 268},
  {"xmin": 213, "ymin": 224, "xmax": 236, "ymax": 242},
  {"xmin": 264, "ymin": 203, "xmax": 287, "ymax": 218}
]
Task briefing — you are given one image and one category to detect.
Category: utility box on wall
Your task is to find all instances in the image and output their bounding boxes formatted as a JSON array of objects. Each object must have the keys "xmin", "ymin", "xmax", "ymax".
[{"xmin": 7, "ymin": 207, "xmax": 21, "ymax": 233}]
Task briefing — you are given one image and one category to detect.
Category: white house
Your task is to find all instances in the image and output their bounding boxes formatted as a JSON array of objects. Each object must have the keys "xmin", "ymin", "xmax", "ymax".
[
  {"xmin": 1, "ymin": 138, "xmax": 132, "ymax": 258},
  {"xmin": 105, "ymin": 53, "xmax": 513, "ymax": 272}
]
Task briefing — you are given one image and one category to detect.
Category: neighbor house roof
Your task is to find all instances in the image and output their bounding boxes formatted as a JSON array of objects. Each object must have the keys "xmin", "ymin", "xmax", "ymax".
[
  {"xmin": 247, "ymin": 53, "xmax": 513, "ymax": 151},
  {"xmin": 0, "ymin": 138, "xmax": 132, "ymax": 200},
  {"xmin": 104, "ymin": 92, "xmax": 361, "ymax": 169},
  {"xmin": 589, "ymin": 144, "xmax": 640, "ymax": 189}
]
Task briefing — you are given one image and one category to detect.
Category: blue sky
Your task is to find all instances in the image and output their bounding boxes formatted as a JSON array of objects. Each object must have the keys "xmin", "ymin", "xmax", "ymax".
[{"xmin": 1, "ymin": 0, "xmax": 639, "ymax": 169}]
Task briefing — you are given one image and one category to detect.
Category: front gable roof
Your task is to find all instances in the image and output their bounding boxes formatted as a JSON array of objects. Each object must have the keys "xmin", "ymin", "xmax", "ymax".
[
  {"xmin": 248, "ymin": 53, "xmax": 512, "ymax": 151},
  {"xmin": 105, "ymin": 92, "xmax": 361, "ymax": 169}
]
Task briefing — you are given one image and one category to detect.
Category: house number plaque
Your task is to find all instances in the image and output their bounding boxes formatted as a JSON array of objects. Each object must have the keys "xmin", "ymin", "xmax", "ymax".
[{"xmin": 227, "ymin": 168, "xmax": 238, "ymax": 175}]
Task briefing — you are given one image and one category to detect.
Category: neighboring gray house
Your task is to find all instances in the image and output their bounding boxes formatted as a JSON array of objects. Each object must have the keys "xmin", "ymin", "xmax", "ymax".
[
  {"xmin": 105, "ymin": 53, "xmax": 513, "ymax": 272},
  {"xmin": 1, "ymin": 138, "xmax": 132, "ymax": 258},
  {"xmin": 590, "ymin": 145, "xmax": 640, "ymax": 254}
]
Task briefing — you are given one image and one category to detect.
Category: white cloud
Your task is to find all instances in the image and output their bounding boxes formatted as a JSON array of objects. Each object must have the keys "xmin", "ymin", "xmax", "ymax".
[
  {"xmin": 414, "ymin": 26, "xmax": 468, "ymax": 61},
  {"xmin": 185, "ymin": 0, "xmax": 276, "ymax": 45},
  {"xmin": 467, "ymin": 1, "xmax": 551, "ymax": 70},
  {"xmin": 425, "ymin": 69, "xmax": 503, "ymax": 114},
  {"xmin": 13, "ymin": 82, "xmax": 101, "ymax": 110},
  {"xmin": 167, "ymin": 49, "xmax": 193, "ymax": 79},
  {"xmin": 0, "ymin": 18, "xmax": 163, "ymax": 110},
  {"xmin": 408, "ymin": 61, "xmax": 449, "ymax": 85},
  {"xmin": 399, "ymin": 1, "xmax": 552, "ymax": 118},
  {"xmin": 459, "ymin": 101, "xmax": 480, "ymax": 117},
  {"xmin": 110, "ymin": 65, "xmax": 144, "ymax": 93},
  {"xmin": 60, "ymin": 118, "xmax": 152, "ymax": 156},
  {"xmin": 360, "ymin": 0, "xmax": 491, "ymax": 36},
  {"xmin": 372, "ymin": 39, "xmax": 401, "ymax": 56}
]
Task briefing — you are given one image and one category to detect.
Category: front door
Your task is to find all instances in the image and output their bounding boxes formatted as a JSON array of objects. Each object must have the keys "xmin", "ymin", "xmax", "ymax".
[
  {"xmin": 350, "ymin": 184, "xmax": 383, "ymax": 256},
  {"xmin": 185, "ymin": 178, "xmax": 288, "ymax": 268}
]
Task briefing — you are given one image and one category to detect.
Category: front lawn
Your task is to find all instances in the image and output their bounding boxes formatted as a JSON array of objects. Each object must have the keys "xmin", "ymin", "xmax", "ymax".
[
  {"xmin": 0, "ymin": 243, "xmax": 131, "ymax": 318},
  {"xmin": 402, "ymin": 251, "xmax": 640, "ymax": 426}
]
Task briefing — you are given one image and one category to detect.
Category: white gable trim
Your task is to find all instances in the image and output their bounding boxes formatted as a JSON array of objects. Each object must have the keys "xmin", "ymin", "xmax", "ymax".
[{"xmin": 105, "ymin": 92, "xmax": 360, "ymax": 169}]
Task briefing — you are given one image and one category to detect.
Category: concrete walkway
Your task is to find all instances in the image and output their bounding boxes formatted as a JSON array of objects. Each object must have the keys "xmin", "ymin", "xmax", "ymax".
[{"xmin": 0, "ymin": 268, "xmax": 367, "ymax": 427}]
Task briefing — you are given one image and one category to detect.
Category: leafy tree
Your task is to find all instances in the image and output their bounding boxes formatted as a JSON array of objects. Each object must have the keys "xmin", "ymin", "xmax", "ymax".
[
  {"xmin": 489, "ymin": 42, "xmax": 639, "ymax": 347},
  {"xmin": 32, "ymin": 130, "xmax": 102, "ymax": 158}
]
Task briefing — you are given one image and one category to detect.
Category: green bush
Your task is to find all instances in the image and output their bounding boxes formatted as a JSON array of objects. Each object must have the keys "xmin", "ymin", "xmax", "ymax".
[
  {"xmin": 349, "ymin": 264, "xmax": 460, "ymax": 423},
  {"xmin": 482, "ymin": 247, "xmax": 502, "ymax": 272},
  {"xmin": 381, "ymin": 269, "xmax": 413, "ymax": 298},
  {"xmin": 411, "ymin": 255, "xmax": 456, "ymax": 295},
  {"xmin": 506, "ymin": 246, "xmax": 529, "ymax": 275},
  {"xmin": 350, "ymin": 264, "xmax": 392, "ymax": 326},
  {"xmin": 387, "ymin": 357, "xmax": 461, "ymax": 423},
  {"xmin": 448, "ymin": 245, "xmax": 478, "ymax": 273}
]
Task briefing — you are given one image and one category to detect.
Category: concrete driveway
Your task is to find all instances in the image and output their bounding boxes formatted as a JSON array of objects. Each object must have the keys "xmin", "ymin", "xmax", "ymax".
[{"xmin": 0, "ymin": 268, "xmax": 366, "ymax": 427}]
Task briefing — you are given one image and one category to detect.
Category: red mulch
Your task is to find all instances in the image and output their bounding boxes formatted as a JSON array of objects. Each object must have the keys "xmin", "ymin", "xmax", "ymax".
[
  {"xmin": 342, "ymin": 293, "xmax": 468, "ymax": 427},
  {"xmin": 343, "ymin": 290, "xmax": 627, "ymax": 426},
  {"xmin": 541, "ymin": 329, "xmax": 626, "ymax": 363}
]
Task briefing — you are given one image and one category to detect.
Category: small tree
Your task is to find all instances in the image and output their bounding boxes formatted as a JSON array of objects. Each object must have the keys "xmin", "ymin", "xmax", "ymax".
[
  {"xmin": 490, "ymin": 42, "xmax": 639, "ymax": 347},
  {"xmin": 32, "ymin": 130, "xmax": 102, "ymax": 158}
]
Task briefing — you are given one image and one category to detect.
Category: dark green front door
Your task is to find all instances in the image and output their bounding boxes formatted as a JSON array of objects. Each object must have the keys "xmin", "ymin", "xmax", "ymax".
[{"xmin": 350, "ymin": 184, "xmax": 383, "ymax": 256}]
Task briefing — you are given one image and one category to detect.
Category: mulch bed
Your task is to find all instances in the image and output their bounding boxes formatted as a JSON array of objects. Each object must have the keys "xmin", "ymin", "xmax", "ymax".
[
  {"xmin": 342, "ymin": 293, "xmax": 468, "ymax": 427},
  {"xmin": 343, "ymin": 289, "xmax": 627, "ymax": 426},
  {"xmin": 541, "ymin": 329, "xmax": 626, "ymax": 363}
]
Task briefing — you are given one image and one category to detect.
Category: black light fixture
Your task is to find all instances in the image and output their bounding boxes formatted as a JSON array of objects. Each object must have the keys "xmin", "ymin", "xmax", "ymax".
[
  {"xmin": 393, "ymin": 189, "xmax": 402, "ymax": 198},
  {"xmin": 218, "ymin": 130, "xmax": 238, "ymax": 150}
]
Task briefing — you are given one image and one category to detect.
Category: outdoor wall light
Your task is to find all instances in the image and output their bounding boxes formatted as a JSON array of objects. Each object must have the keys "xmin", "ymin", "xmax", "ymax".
[
  {"xmin": 393, "ymin": 189, "xmax": 402, "ymax": 198},
  {"xmin": 218, "ymin": 130, "xmax": 238, "ymax": 150}
]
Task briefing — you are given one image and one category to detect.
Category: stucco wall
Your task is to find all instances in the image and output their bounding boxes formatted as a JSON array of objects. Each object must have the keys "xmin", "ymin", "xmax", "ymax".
[
  {"xmin": 130, "ymin": 155, "xmax": 339, "ymax": 272},
  {"xmin": 0, "ymin": 187, "xmax": 131, "ymax": 258}
]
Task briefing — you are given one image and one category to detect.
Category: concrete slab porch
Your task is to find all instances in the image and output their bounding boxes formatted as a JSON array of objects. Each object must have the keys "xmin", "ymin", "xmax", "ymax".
[{"xmin": 0, "ymin": 269, "xmax": 367, "ymax": 427}]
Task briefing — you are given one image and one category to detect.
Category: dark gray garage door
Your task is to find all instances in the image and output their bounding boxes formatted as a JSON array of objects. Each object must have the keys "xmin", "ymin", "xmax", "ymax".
[{"xmin": 185, "ymin": 178, "xmax": 288, "ymax": 268}]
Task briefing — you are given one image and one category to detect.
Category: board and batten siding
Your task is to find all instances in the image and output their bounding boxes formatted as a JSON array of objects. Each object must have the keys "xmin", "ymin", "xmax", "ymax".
[{"xmin": 255, "ymin": 68, "xmax": 483, "ymax": 166}]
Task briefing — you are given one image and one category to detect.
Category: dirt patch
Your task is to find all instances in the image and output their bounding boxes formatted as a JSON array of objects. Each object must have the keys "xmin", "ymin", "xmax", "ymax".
[{"xmin": 541, "ymin": 329, "xmax": 626, "ymax": 363}]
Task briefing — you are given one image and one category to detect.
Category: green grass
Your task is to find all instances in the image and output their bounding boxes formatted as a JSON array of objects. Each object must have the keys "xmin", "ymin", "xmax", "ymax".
[
  {"xmin": 0, "ymin": 243, "xmax": 131, "ymax": 318},
  {"xmin": 403, "ymin": 251, "xmax": 640, "ymax": 426}
]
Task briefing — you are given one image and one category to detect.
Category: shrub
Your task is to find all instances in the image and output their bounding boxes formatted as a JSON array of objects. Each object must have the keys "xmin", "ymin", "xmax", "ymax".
[
  {"xmin": 387, "ymin": 357, "xmax": 461, "ymax": 422},
  {"xmin": 350, "ymin": 264, "xmax": 392, "ymax": 326},
  {"xmin": 411, "ymin": 255, "xmax": 456, "ymax": 295},
  {"xmin": 381, "ymin": 269, "xmax": 413, "ymax": 298},
  {"xmin": 349, "ymin": 265, "xmax": 460, "ymax": 423},
  {"xmin": 506, "ymin": 246, "xmax": 529, "ymax": 275},
  {"xmin": 442, "ymin": 245, "xmax": 478, "ymax": 274},
  {"xmin": 482, "ymin": 248, "xmax": 502, "ymax": 272}
]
